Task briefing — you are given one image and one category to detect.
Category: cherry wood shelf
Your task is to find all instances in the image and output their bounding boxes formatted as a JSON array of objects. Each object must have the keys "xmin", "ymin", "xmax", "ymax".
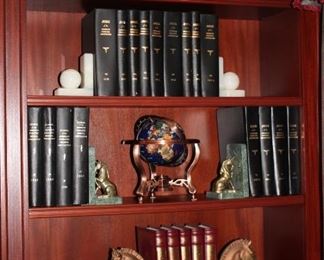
[
  {"xmin": 0, "ymin": 0, "xmax": 320, "ymax": 259},
  {"xmin": 27, "ymin": 95, "xmax": 302, "ymax": 107},
  {"xmin": 29, "ymin": 194, "xmax": 304, "ymax": 219}
]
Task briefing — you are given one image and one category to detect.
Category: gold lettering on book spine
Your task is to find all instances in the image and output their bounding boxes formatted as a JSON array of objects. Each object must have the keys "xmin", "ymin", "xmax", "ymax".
[{"xmin": 156, "ymin": 247, "xmax": 167, "ymax": 260}]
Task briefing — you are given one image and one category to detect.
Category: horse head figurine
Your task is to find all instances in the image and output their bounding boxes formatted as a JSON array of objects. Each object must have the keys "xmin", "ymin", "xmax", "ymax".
[{"xmin": 220, "ymin": 239, "xmax": 256, "ymax": 260}]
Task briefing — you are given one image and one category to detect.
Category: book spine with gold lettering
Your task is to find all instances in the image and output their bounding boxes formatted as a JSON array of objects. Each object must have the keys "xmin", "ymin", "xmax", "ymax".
[
  {"xmin": 271, "ymin": 106, "xmax": 289, "ymax": 196},
  {"xmin": 136, "ymin": 226, "xmax": 168, "ymax": 260},
  {"xmin": 181, "ymin": 12, "xmax": 192, "ymax": 97},
  {"xmin": 259, "ymin": 106, "xmax": 275, "ymax": 196},
  {"xmin": 287, "ymin": 106, "xmax": 301, "ymax": 195},
  {"xmin": 198, "ymin": 224, "xmax": 217, "ymax": 260},
  {"xmin": 244, "ymin": 106, "xmax": 264, "ymax": 197},
  {"xmin": 56, "ymin": 107, "xmax": 73, "ymax": 206},
  {"xmin": 28, "ymin": 106, "xmax": 45, "ymax": 207},
  {"xmin": 185, "ymin": 224, "xmax": 204, "ymax": 260},
  {"xmin": 191, "ymin": 11, "xmax": 201, "ymax": 97},
  {"xmin": 200, "ymin": 13, "xmax": 219, "ymax": 97},
  {"xmin": 163, "ymin": 11, "xmax": 183, "ymax": 96},
  {"xmin": 82, "ymin": 9, "xmax": 118, "ymax": 96},
  {"xmin": 160, "ymin": 226, "xmax": 181, "ymax": 260},
  {"xmin": 139, "ymin": 10, "xmax": 151, "ymax": 96},
  {"xmin": 149, "ymin": 10, "xmax": 164, "ymax": 96},
  {"xmin": 117, "ymin": 9, "xmax": 129, "ymax": 96},
  {"xmin": 72, "ymin": 107, "xmax": 89, "ymax": 205},
  {"xmin": 171, "ymin": 225, "xmax": 192, "ymax": 260},
  {"xmin": 43, "ymin": 107, "xmax": 56, "ymax": 207},
  {"xmin": 128, "ymin": 9, "xmax": 140, "ymax": 96}
]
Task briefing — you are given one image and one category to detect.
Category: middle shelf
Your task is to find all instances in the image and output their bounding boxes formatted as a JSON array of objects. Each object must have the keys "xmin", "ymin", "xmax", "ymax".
[{"xmin": 29, "ymin": 194, "xmax": 304, "ymax": 219}]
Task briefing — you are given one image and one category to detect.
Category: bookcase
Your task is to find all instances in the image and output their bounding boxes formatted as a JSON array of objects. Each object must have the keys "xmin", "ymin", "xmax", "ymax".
[{"xmin": 0, "ymin": 0, "xmax": 321, "ymax": 259}]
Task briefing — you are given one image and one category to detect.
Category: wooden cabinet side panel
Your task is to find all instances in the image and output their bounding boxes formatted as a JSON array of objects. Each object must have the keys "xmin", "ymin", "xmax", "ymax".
[
  {"xmin": 300, "ymin": 10, "xmax": 321, "ymax": 260},
  {"xmin": 0, "ymin": 0, "xmax": 5, "ymax": 258},
  {"xmin": 4, "ymin": 0, "xmax": 25, "ymax": 259}
]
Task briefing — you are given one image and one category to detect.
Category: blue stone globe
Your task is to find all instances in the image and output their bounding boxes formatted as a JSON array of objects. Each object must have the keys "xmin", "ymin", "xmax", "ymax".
[{"xmin": 135, "ymin": 116, "xmax": 188, "ymax": 166}]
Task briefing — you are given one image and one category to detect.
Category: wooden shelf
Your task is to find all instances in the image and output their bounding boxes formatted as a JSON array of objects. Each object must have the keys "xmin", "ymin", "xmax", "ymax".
[
  {"xmin": 29, "ymin": 194, "xmax": 304, "ymax": 219},
  {"xmin": 27, "ymin": 95, "xmax": 302, "ymax": 107}
]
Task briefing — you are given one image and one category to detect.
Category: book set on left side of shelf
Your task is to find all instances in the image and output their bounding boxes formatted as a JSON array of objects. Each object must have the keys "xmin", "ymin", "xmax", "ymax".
[
  {"xmin": 136, "ymin": 223, "xmax": 217, "ymax": 260},
  {"xmin": 81, "ymin": 8, "xmax": 219, "ymax": 98},
  {"xmin": 216, "ymin": 105, "xmax": 301, "ymax": 198},
  {"xmin": 27, "ymin": 106, "xmax": 90, "ymax": 207}
]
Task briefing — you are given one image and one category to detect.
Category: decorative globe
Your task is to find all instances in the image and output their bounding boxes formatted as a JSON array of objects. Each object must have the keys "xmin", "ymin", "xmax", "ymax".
[{"xmin": 135, "ymin": 115, "xmax": 188, "ymax": 166}]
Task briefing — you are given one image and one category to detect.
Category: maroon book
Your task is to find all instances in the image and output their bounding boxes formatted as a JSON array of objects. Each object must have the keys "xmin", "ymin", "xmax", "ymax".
[{"xmin": 136, "ymin": 226, "xmax": 168, "ymax": 259}]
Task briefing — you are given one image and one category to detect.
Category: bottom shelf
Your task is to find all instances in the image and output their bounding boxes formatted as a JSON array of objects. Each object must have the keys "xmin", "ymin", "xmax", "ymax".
[{"xmin": 27, "ymin": 203, "xmax": 304, "ymax": 260}]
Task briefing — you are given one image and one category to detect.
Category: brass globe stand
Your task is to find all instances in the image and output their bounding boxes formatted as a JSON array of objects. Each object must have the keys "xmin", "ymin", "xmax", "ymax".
[{"xmin": 122, "ymin": 139, "xmax": 200, "ymax": 203}]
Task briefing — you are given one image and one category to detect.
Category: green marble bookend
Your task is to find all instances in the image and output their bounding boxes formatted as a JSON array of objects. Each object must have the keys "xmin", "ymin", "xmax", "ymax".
[
  {"xmin": 88, "ymin": 147, "xmax": 123, "ymax": 205},
  {"xmin": 206, "ymin": 143, "xmax": 249, "ymax": 200}
]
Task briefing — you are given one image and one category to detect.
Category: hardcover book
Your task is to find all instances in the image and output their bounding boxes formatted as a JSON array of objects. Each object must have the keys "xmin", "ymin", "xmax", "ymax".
[
  {"xmin": 117, "ymin": 9, "xmax": 129, "ymax": 96},
  {"xmin": 149, "ymin": 10, "xmax": 164, "ymax": 96},
  {"xmin": 200, "ymin": 13, "xmax": 219, "ymax": 97},
  {"xmin": 128, "ymin": 9, "xmax": 140, "ymax": 96},
  {"xmin": 28, "ymin": 107, "xmax": 45, "ymax": 207},
  {"xmin": 163, "ymin": 11, "xmax": 183, "ymax": 96},
  {"xmin": 184, "ymin": 224, "xmax": 205, "ymax": 260},
  {"xmin": 287, "ymin": 106, "xmax": 301, "ymax": 195},
  {"xmin": 259, "ymin": 106, "xmax": 275, "ymax": 196},
  {"xmin": 136, "ymin": 226, "xmax": 168, "ymax": 260},
  {"xmin": 139, "ymin": 10, "xmax": 151, "ymax": 96},
  {"xmin": 160, "ymin": 226, "xmax": 181, "ymax": 260},
  {"xmin": 82, "ymin": 9, "xmax": 118, "ymax": 96},
  {"xmin": 73, "ymin": 107, "xmax": 89, "ymax": 205},
  {"xmin": 171, "ymin": 225, "xmax": 192, "ymax": 260},
  {"xmin": 198, "ymin": 224, "xmax": 217, "ymax": 260},
  {"xmin": 56, "ymin": 107, "xmax": 73, "ymax": 206},
  {"xmin": 244, "ymin": 106, "xmax": 263, "ymax": 197},
  {"xmin": 43, "ymin": 107, "xmax": 56, "ymax": 206},
  {"xmin": 271, "ymin": 106, "xmax": 289, "ymax": 196},
  {"xmin": 191, "ymin": 11, "xmax": 201, "ymax": 97},
  {"xmin": 181, "ymin": 12, "xmax": 193, "ymax": 97}
]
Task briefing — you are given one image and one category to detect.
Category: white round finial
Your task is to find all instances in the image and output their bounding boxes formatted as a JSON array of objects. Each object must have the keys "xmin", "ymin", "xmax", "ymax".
[
  {"xmin": 223, "ymin": 72, "xmax": 240, "ymax": 90},
  {"xmin": 59, "ymin": 69, "xmax": 82, "ymax": 89}
]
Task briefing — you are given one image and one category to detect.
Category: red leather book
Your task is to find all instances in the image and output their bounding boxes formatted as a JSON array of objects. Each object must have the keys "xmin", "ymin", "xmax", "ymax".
[
  {"xmin": 198, "ymin": 224, "xmax": 217, "ymax": 260},
  {"xmin": 171, "ymin": 225, "xmax": 192, "ymax": 260},
  {"xmin": 136, "ymin": 226, "xmax": 168, "ymax": 260},
  {"xmin": 160, "ymin": 226, "xmax": 181, "ymax": 260},
  {"xmin": 184, "ymin": 224, "xmax": 205, "ymax": 260}
]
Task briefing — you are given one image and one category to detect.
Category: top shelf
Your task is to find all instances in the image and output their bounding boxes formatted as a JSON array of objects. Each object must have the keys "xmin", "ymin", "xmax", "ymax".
[
  {"xmin": 26, "ymin": 0, "xmax": 293, "ymax": 13},
  {"xmin": 27, "ymin": 95, "xmax": 302, "ymax": 107}
]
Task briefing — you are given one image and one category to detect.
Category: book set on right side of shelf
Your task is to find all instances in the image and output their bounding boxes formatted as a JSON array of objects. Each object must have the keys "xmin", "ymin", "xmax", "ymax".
[
  {"xmin": 218, "ymin": 106, "xmax": 301, "ymax": 198},
  {"xmin": 246, "ymin": 106, "xmax": 301, "ymax": 197},
  {"xmin": 82, "ymin": 8, "xmax": 219, "ymax": 97}
]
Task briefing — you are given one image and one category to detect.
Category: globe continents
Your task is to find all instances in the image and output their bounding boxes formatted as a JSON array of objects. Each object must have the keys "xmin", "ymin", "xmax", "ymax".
[{"xmin": 135, "ymin": 116, "xmax": 188, "ymax": 166}]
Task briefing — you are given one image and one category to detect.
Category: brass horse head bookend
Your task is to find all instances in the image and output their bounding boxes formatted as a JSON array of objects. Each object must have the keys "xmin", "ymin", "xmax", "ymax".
[
  {"xmin": 220, "ymin": 239, "xmax": 256, "ymax": 260},
  {"xmin": 111, "ymin": 248, "xmax": 144, "ymax": 260}
]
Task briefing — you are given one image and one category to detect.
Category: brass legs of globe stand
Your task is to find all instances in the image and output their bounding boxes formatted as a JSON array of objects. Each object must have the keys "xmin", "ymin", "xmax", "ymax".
[{"xmin": 130, "ymin": 142, "xmax": 200, "ymax": 203}]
